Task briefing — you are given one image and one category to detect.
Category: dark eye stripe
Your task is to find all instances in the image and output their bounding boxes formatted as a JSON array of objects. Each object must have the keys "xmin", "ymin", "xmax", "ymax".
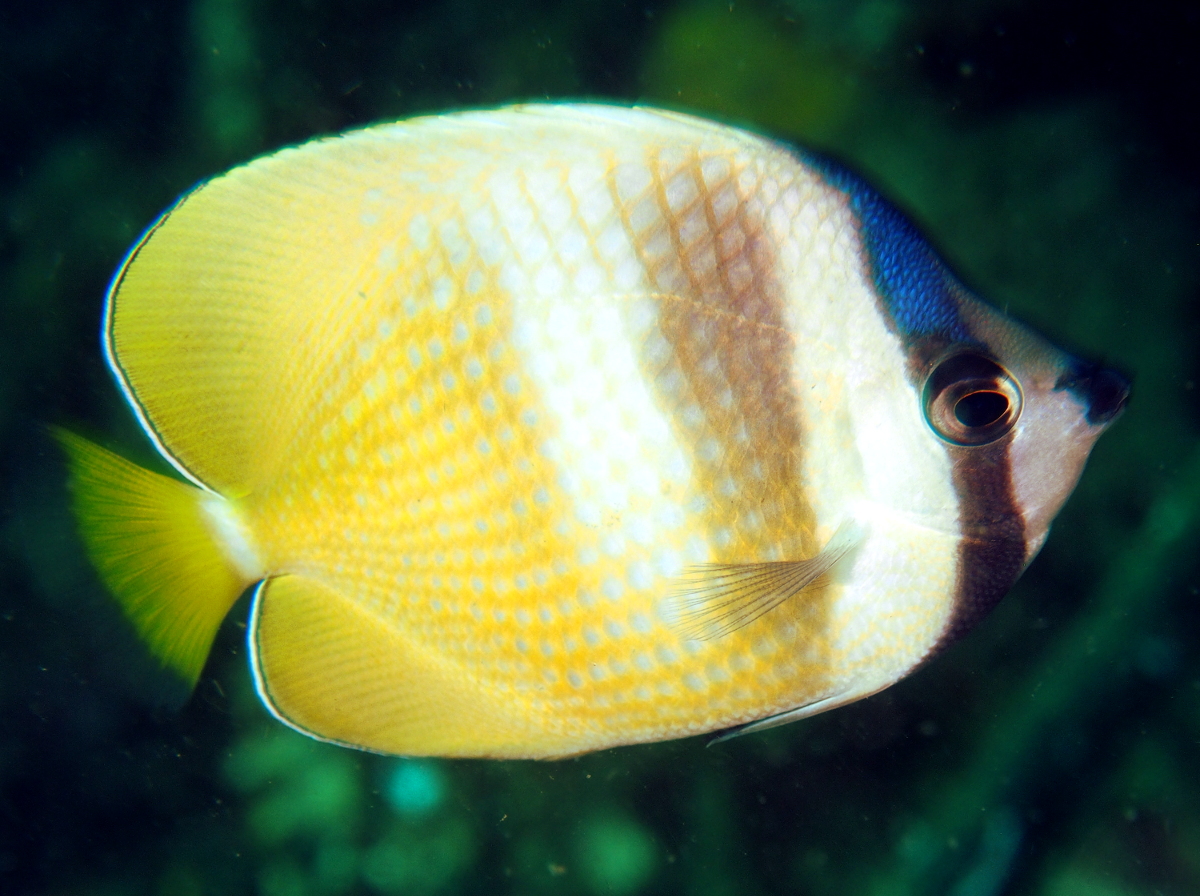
[{"xmin": 799, "ymin": 149, "xmax": 1030, "ymax": 656}]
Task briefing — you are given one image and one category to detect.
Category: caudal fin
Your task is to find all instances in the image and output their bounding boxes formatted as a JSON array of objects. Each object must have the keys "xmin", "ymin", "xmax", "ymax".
[{"xmin": 53, "ymin": 428, "xmax": 258, "ymax": 688}]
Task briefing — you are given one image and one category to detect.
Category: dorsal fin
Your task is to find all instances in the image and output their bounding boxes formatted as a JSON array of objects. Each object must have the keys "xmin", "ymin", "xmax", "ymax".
[{"xmin": 102, "ymin": 105, "xmax": 769, "ymax": 495}]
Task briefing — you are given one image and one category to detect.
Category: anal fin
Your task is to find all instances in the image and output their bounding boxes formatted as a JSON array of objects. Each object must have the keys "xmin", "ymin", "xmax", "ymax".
[{"xmin": 249, "ymin": 575, "xmax": 544, "ymax": 758}]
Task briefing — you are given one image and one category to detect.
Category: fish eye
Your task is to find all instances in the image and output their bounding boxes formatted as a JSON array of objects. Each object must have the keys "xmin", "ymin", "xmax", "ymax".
[{"xmin": 923, "ymin": 352, "xmax": 1022, "ymax": 446}]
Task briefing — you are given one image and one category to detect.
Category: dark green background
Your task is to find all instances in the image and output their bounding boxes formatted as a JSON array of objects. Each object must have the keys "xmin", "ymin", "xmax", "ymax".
[{"xmin": 3, "ymin": 1, "xmax": 1199, "ymax": 894}]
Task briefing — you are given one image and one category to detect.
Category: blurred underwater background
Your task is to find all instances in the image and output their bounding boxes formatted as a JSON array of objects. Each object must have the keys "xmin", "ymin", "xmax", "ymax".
[{"xmin": 2, "ymin": 0, "xmax": 1199, "ymax": 893}]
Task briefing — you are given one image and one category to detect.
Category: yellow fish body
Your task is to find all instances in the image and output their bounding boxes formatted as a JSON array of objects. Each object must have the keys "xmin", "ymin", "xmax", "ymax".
[{"xmin": 59, "ymin": 105, "xmax": 1127, "ymax": 758}]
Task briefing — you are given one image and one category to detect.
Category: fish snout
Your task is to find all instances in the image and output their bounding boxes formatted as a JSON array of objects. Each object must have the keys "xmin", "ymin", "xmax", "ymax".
[{"xmin": 1057, "ymin": 361, "xmax": 1131, "ymax": 426}]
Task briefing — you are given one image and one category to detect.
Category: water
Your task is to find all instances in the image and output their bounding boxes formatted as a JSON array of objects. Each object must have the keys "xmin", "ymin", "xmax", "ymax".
[{"xmin": 3, "ymin": 1, "xmax": 1199, "ymax": 894}]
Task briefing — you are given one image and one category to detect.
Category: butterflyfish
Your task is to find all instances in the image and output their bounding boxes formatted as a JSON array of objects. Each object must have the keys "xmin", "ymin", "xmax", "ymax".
[{"xmin": 58, "ymin": 105, "xmax": 1129, "ymax": 759}]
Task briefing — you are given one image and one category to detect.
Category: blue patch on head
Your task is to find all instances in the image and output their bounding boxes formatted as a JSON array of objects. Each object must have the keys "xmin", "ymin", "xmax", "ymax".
[{"xmin": 799, "ymin": 152, "xmax": 971, "ymax": 343}]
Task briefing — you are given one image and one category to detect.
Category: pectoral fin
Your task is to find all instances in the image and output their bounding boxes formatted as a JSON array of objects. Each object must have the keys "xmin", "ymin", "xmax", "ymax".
[{"xmin": 667, "ymin": 519, "xmax": 862, "ymax": 640}]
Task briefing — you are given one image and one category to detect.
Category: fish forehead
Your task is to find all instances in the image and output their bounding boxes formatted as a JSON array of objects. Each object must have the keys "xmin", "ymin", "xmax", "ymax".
[{"xmin": 239, "ymin": 113, "xmax": 959, "ymax": 748}]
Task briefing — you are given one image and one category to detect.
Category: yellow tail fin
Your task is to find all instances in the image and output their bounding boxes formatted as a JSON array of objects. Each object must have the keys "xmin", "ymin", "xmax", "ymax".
[{"xmin": 53, "ymin": 428, "xmax": 259, "ymax": 688}]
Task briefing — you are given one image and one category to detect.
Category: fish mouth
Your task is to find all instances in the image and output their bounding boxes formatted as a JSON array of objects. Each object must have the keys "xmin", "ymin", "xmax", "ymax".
[{"xmin": 1056, "ymin": 361, "xmax": 1131, "ymax": 426}]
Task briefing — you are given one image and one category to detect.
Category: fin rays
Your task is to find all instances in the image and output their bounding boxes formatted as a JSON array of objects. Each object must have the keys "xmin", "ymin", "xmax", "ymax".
[
  {"xmin": 667, "ymin": 520, "xmax": 861, "ymax": 640},
  {"xmin": 53, "ymin": 428, "xmax": 256, "ymax": 686}
]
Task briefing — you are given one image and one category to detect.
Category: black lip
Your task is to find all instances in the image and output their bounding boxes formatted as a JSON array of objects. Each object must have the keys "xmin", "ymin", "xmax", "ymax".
[{"xmin": 1057, "ymin": 361, "xmax": 1132, "ymax": 425}]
